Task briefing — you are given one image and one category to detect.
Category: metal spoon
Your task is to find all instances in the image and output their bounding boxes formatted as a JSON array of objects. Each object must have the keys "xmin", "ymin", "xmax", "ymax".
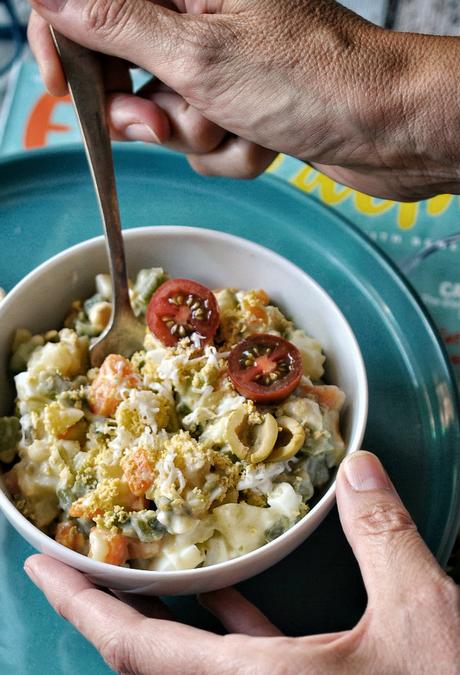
[{"xmin": 50, "ymin": 28, "xmax": 145, "ymax": 367}]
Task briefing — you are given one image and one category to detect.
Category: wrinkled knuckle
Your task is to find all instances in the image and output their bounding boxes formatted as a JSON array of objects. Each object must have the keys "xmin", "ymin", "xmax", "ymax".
[
  {"xmin": 99, "ymin": 631, "xmax": 130, "ymax": 673},
  {"xmin": 326, "ymin": 619, "xmax": 369, "ymax": 664},
  {"xmin": 188, "ymin": 117, "xmax": 221, "ymax": 153},
  {"xmin": 52, "ymin": 594, "xmax": 73, "ymax": 622},
  {"xmin": 355, "ymin": 501, "xmax": 415, "ymax": 538},
  {"xmin": 51, "ymin": 586, "xmax": 93, "ymax": 623},
  {"xmin": 82, "ymin": 0, "xmax": 130, "ymax": 37}
]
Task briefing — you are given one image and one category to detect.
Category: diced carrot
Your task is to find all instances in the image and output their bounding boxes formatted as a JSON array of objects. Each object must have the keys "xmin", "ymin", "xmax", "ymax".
[
  {"xmin": 89, "ymin": 354, "xmax": 140, "ymax": 417},
  {"xmin": 55, "ymin": 521, "xmax": 88, "ymax": 554},
  {"xmin": 89, "ymin": 528, "xmax": 129, "ymax": 566},
  {"xmin": 121, "ymin": 448, "xmax": 155, "ymax": 497},
  {"xmin": 299, "ymin": 384, "xmax": 345, "ymax": 411},
  {"xmin": 242, "ymin": 299, "xmax": 268, "ymax": 322},
  {"xmin": 249, "ymin": 305, "xmax": 268, "ymax": 321},
  {"xmin": 68, "ymin": 494, "xmax": 102, "ymax": 519},
  {"xmin": 254, "ymin": 289, "xmax": 270, "ymax": 305},
  {"xmin": 105, "ymin": 532, "xmax": 129, "ymax": 565}
]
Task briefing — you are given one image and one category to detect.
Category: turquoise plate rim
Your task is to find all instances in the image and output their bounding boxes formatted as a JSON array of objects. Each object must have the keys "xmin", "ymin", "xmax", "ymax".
[{"xmin": 1, "ymin": 144, "xmax": 460, "ymax": 567}]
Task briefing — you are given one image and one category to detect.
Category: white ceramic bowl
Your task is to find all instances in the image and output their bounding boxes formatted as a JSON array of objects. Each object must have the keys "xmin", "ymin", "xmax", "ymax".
[{"xmin": 0, "ymin": 226, "xmax": 367, "ymax": 595}]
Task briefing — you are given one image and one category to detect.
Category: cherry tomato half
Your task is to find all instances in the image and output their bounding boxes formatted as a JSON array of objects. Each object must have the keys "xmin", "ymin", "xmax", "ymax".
[
  {"xmin": 146, "ymin": 278, "xmax": 220, "ymax": 347},
  {"xmin": 228, "ymin": 333, "xmax": 303, "ymax": 403}
]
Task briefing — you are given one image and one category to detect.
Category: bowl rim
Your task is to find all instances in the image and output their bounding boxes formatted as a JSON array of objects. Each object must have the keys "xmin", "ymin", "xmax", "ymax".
[{"xmin": 0, "ymin": 225, "xmax": 368, "ymax": 578}]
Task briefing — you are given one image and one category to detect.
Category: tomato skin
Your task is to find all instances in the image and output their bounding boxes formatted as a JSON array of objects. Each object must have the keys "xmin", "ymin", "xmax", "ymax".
[
  {"xmin": 146, "ymin": 278, "xmax": 220, "ymax": 348},
  {"xmin": 228, "ymin": 333, "xmax": 303, "ymax": 403}
]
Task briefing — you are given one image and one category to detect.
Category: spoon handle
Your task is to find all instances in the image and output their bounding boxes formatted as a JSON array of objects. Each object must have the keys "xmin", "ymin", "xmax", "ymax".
[{"xmin": 50, "ymin": 28, "xmax": 131, "ymax": 316}]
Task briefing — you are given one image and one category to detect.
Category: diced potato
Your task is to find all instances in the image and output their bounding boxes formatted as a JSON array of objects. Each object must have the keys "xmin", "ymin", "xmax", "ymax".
[
  {"xmin": 267, "ymin": 482, "xmax": 302, "ymax": 519},
  {"xmin": 95, "ymin": 274, "xmax": 112, "ymax": 300},
  {"xmin": 280, "ymin": 397, "xmax": 323, "ymax": 432},
  {"xmin": 203, "ymin": 534, "xmax": 232, "ymax": 566},
  {"xmin": 127, "ymin": 539, "xmax": 161, "ymax": 560},
  {"xmin": 214, "ymin": 288, "xmax": 238, "ymax": 313},
  {"xmin": 28, "ymin": 329, "xmax": 88, "ymax": 378},
  {"xmin": 44, "ymin": 402, "xmax": 84, "ymax": 438},
  {"xmin": 87, "ymin": 301, "xmax": 112, "ymax": 332},
  {"xmin": 10, "ymin": 330, "xmax": 45, "ymax": 373},
  {"xmin": 212, "ymin": 502, "xmax": 279, "ymax": 554},
  {"xmin": 288, "ymin": 329, "xmax": 325, "ymax": 379},
  {"xmin": 149, "ymin": 543, "xmax": 204, "ymax": 571}
]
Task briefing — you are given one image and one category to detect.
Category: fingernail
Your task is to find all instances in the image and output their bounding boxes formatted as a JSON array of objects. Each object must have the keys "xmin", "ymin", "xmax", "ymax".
[
  {"xmin": 344, "ymin": 452, "xmax": 392, "ymax": 491},
  {"xmin": 33, "ymin": 0, "xmax": 67, "ymax": 10},
  {"xmin": 124, "ymin": 124, "xmax": 159, "ymax": 143},
  {"xmin": 24, "ymin": 562, "xmax": 41, "ymax": 587}
]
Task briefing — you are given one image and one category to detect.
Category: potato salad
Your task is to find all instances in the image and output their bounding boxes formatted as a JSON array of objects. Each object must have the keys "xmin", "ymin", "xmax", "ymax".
[{"xmin": 0, "ymin": 268, "xmax": 346, "ymax": 570}]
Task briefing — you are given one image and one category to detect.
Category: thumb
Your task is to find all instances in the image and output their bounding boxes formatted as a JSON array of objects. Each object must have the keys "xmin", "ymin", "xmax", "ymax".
[
  {"xmin": 29, "ymin": 0, "xmax": 197, "ymax": 88},
  {"xmin": 336, "ymin": 451, "xmax": 445, "ymax": 607}
]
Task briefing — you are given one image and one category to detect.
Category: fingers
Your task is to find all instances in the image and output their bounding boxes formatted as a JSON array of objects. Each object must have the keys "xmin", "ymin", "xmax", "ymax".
[
  {"xmin": 108, "ymin": 89, "xmax": 226, "ymax": 153},
  {"xmin": 24, "ymin": 554, "xmax": 223, "ymax": 675},
  {"xmin": 24, "ymin": 554, "xmax": 146, "ymax": 654},
  {"xmin": 28, "ymin": 9, "xmax": 135, "ymax": 102},
  {"xmin": 27, "ymin": 11, "xmax": 67, "ymax": 96},
  {"xmin": 144, "ymin": 89, "xmax": 227, "ymax": 154},
  {"xmin": 107, "ymin": 92, "xmax": 170, "ymax": 143},
  {"xmin": 113, "ymin": 591, "xmax": 176, "ymax": 620},
  {"xmin": 336, "ymin": 451, "xmax": 446, "ymax": 608},
  {"xmin": 29, "ymin": 0, "xmax": 273, "ymax": 178},
  {"xmin": 199, "ymin": 587, "xmax": 283, "ymax": 637},
  {"xmin": 188, "ymin": 136, "xmax": 277, "ymax": 178},
  {"xmin": 29, "ymin": 0, "xmax": 193, "ymax": 88},
  {"xmin": 109, "ymin": 87, "xmax": 273, "ymax": 178}
]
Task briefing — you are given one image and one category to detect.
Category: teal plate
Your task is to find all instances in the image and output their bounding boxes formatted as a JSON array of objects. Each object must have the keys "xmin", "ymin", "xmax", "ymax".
[{"xmin": 0, "ymin": 146, "xmax": 459, "ymax": 675}]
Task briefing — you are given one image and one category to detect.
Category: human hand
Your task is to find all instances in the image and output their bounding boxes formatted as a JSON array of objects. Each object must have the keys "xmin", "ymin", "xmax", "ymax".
[
  {"xmin": 27, "ymin": 0, "xmax": 460, "ymax": 201},
  {"xmin": 24, "ymin": 451, "xmax": 460, "ymax": 675}
]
